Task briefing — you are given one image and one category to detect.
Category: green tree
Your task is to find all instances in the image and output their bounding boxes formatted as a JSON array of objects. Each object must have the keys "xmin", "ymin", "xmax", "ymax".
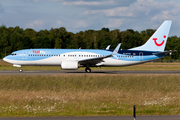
[{"xmin": 54, "ymin": 38, "xmax": 62, "ymax": 48}]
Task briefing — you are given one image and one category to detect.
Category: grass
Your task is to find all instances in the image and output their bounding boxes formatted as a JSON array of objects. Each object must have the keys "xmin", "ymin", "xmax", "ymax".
[
  {"xmin": 0, "ymin": 74, "xmax": 180, "ymax": 116},
  {"xmin": 1, "ymin": 60, "xmax": 180, "ymax": 71},
  {"xmin": 1, "ymin": 60, "xmax": 180, "ymax": 116}
]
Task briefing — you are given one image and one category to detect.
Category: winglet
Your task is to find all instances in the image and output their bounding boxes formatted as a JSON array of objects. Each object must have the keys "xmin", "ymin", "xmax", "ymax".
[
  {"xmin": 112, "ymin": 43, "xmax": 121, "ymax": 55},
  {"xmin": 105, "ymin": 45, "xmax": 111, "ymax": 50}
]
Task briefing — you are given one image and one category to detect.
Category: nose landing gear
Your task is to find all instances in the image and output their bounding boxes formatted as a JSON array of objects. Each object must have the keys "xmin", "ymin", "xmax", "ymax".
[{"xmin": 85, "ymin": 67, "xmax": 91, "ymax": 73}]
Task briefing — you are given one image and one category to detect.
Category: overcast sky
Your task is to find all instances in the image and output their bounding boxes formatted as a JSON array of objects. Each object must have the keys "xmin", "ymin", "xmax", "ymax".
[{"xmin": 0, "ymin": 0, "xmax": 180, "ymax": 36}]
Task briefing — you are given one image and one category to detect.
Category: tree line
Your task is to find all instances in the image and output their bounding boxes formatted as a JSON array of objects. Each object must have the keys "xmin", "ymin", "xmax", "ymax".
[{"xmin": 0, "ymin": 25, "xmax": 179, "ymax": 59}]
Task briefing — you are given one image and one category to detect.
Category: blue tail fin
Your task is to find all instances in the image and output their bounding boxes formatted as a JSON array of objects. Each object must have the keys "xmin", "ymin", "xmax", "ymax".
[{"xmin": 129, "ymin": 20, "xmax": 172, "ymax": 51}]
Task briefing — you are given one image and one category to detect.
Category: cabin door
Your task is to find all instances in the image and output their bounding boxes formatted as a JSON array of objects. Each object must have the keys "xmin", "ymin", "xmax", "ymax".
[
  {"xmin": 139, "ymin": 52, "xmax": 143, "ymax": 61},
  {"xmin": 22, "ymin": 51, "xmax": 27, "ymax": 59}
]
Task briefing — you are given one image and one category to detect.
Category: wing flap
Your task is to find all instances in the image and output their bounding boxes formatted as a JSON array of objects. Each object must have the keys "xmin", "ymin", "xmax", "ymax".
[{"xmin": 79, "ymin": 54, "xmax": 111, "ymax": 65}]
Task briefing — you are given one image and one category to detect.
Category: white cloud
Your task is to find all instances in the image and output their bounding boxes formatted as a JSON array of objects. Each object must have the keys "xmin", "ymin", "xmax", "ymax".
[
  {"xmin": 20, "ymin": 0, "xmax": 42, "ymax": 2},
  {"xmin": 84, "ymin": 0, "xmax": 160, "ymax": 17},
  {"xmin": 105, "ymin": 18, "xmax": 123, "ymax": 28},
  {"xmin": 85, "ymin": 6, "xmax": 134, "ymax": 17},
  {"xmin": 57, "ymin": 20, "xmax": 63, "ymax": 25},
  {"xmin": 49, "ymin": 0, "xmax": 63, "ymax": 1},
  {"xmin": 63, "ymin": 1, "xmax": 114, "ymax": 6},
  {"xmin": 73, "ymin": 20, "xmax": 88, "ymax": 28},
  {"xmin": 26, "ymin": 20, "xmax": 44, "ymax": 29},
  {"xmin": 60, "ymin": 0, "xmax": 136, "ymax": 8},
  {"xmin": 82, "ymin": 0, "xmax": 180, "ymax": 35},
  {"xmin": 1, "ymin": 0, "xmax": 180, "ymax": 36},
  {"xmin": 57, "ymin": 18, "xmax": 88, "ymax": 29}
]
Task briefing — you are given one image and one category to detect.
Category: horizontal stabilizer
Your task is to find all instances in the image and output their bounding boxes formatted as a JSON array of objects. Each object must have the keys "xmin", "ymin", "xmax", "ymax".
[{"xmin": 153, "ymin": 50, "xmax": 177, "ymax": 55}]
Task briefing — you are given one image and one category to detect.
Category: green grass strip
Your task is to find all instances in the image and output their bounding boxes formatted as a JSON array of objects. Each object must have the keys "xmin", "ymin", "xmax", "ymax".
[{"xmin": 0, "ymin": 74, "xmax": 180, "ymax": 117}]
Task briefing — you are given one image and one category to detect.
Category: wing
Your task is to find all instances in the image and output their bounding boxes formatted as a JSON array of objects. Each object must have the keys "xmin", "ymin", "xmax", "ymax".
[
  {"xmin": 78, "ymin": 54, "xmax": 112, "ymax": 65},
  {"xmin": 78, "ymin": 43, "xmax": 121, "ymax": 66}
]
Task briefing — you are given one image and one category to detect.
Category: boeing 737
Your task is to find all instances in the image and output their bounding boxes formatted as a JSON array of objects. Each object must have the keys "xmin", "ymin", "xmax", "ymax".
[{"xmin": 3, "ymin": 20, "xmax": 173, "ymax": 72}]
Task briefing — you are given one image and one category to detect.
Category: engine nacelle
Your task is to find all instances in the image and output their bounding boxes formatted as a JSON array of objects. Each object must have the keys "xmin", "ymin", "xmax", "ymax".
[{"xmin": 61, "ymin": 61, "xmax": 78, "ymax": 70}]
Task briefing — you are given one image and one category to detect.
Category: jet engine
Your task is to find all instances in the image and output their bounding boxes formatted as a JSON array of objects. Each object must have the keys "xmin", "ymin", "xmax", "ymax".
[{"xmin": 61, "ymin": 61, "xmax": 78, "ymax": 70}]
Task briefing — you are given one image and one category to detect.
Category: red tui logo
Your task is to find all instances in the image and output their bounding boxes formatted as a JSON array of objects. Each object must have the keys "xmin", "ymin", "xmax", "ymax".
[
  {"xmin": 33, "ymin": 50, "xmax": 40, "ymax": 54},
  {"xmin": 152, "ymin": 35, "xmax": 166, "ymax": 46}
]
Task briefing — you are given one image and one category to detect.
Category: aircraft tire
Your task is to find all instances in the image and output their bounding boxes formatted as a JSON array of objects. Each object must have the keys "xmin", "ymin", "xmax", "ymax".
[
  {"xmin": 85, "ymin": 67, "xmax": 91, "ymax": 73},
  {"xmin": 19, "ymin": 69, "xmax": 23, "ymax": 72}
]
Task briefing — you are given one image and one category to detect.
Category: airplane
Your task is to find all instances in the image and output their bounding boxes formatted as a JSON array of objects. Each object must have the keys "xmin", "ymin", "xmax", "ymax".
[
  {"xmin": 3, "ymin": 20, "xmax": 174, "ymax": 73},
  {"xmin": 105, "ymin": 45, "xmax": 111, "ymax": 50}
]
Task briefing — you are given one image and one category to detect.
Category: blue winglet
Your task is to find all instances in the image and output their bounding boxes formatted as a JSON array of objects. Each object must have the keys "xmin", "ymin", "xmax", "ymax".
[
  {"xmin": 112, "ymin": 43, "xmax": 121, "ymax": 55},
  {"xmin": 105, "ymin": 45, "xmax": 111, "ymax": 50}
]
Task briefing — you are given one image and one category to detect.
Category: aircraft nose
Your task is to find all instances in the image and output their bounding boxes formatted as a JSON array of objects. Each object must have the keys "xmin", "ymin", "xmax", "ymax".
[
  {"xmin": 3, "ymin": 57, "xmax": 8, "ymax": 62},
  {"xmin": 3, "ymin": 56, "xmax": 12, "ymax": 64},
  {"xmin": 3, "ymin": 56, "xmax": 10, "ymax": 63}
]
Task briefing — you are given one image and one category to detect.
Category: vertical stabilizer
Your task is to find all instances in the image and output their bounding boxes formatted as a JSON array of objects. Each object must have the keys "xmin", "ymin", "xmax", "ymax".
[{"xmin": 129, "ymin": 20, "xmax": 172, "ymax": 51}]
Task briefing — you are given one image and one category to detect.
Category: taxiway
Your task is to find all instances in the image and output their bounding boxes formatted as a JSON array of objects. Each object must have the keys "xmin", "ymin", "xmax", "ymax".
[{"xmin": 0, "ymin": 70, "xmax": 179, "ymax": 75}]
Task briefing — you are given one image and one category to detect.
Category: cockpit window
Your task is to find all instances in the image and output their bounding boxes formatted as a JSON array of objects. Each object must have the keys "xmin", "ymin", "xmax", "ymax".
[{"xmin": 11, "ymin": 53, "xmax": 17, "ymax": 56}]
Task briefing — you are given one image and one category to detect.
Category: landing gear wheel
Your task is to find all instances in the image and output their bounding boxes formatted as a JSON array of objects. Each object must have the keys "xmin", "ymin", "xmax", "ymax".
[
  {"xmin": 85, "ymin": 67, "xmax": 91, "ymax": 73},
  {"xmin": 19, "ymin": 69, "xmax": 23, "ymax": 72}
]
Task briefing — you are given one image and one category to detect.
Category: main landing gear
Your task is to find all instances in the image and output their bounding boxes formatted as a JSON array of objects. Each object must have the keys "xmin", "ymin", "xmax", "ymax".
[
  {"xmin": 85, "ymin": 67, "xmax": 91, "ymax": 73},
  {"xmin": 19, "ymin": 67, "xmax": 23, "ymax": 72}
]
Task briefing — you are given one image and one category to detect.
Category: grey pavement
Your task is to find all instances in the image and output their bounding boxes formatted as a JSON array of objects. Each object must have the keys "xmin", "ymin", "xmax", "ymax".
[{"xmin": 0, "ymin": 70, "xmax": 180, "ymax": 75}]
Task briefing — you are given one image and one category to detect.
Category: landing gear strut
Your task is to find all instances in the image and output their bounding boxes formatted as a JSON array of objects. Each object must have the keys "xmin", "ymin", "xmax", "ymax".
[
  {"xmin": 19, "ymin": 67, "xmax": 23, "ymax": 72},
  {"xmin": 85, "ymin": 67, "xmax": 91, "ymax": 73}
]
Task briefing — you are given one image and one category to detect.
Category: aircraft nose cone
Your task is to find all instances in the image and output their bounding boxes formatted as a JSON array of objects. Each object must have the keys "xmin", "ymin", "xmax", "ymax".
[
  {"xmin": 3, "ymin": 56, "xmax": 10, "ymax": 63},
  {"xmin": 3, "ymin": 57, "xmax": 6, "ymax": 61},
  {"xmin": 3, "ymin": 57, "xmax": 7, "ymax": 62},
  {"xmin": 3, "ymin": 56, "xmax": 13, "ymax": 64}
]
